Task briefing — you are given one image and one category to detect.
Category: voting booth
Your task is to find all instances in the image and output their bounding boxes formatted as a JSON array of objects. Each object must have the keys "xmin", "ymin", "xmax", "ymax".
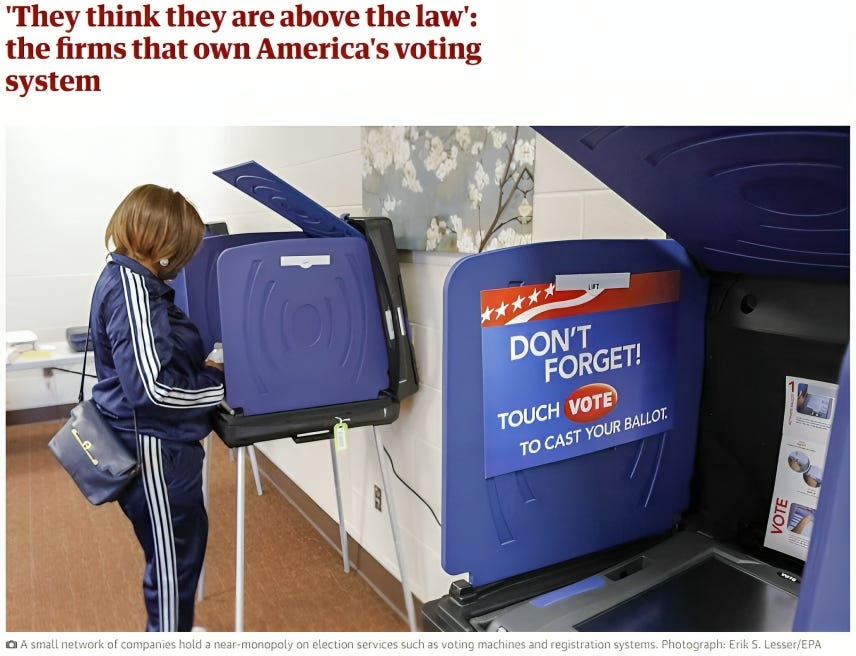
[
  {"xmin": 175, "ymin": 161, "xmax": 418, "ymax": 442},
  {"xmin": 422, "ymin": 127, "xmax": 849, "ymax": 632},
  {"xmin": 174, "ymin": 161, "xmax": 420, "ymax": 630}
]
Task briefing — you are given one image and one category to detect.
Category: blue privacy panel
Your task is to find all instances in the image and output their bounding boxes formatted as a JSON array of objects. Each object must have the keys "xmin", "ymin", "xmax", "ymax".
[
  {"xmin": 793, "ymin": 347, "xmax": 850, "ymax": 631},
  {"xmin": 174, "ymin": 232, "xmax": 305, "ymax": 354},
  {"xmin": 213, "ymin": 161, "xmax": 364, "ymax": 239},
  {"xmin": 535, "ymin": 127, "xmax": 849, "ymax": 281},
  {"xmin": 217, "ymin": 236, "xmax": 389, "ymax": 416},
  {"xmin": 442, "ymin": 239, "xmax": 707, "ymax": 586}
]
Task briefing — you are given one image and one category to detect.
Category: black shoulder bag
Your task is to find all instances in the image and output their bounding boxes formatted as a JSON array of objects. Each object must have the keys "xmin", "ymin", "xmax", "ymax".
[{"xmin": 48, "ymin": 325, "xmax": 140, "ymax": 505}]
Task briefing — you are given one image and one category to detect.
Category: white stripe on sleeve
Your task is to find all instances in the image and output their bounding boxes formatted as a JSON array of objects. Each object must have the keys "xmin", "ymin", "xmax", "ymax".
[{"xmin": 120, "ymin": 268, "xmax": 224, "ymax": 408}]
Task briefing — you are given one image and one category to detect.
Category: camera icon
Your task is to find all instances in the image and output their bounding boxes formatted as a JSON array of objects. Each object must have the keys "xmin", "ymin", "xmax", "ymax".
[{"xmin": 5, "ymin": 640, "xmax": 18, "ymax": 649}]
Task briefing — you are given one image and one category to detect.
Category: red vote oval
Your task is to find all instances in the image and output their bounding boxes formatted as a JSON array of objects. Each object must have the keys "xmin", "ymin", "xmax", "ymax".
[{"xmin": 564, "ymin": 383, "xmax": 618, "ymax": 422}]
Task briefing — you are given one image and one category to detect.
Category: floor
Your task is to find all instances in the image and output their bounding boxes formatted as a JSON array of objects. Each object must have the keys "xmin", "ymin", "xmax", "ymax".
[{"xmin": 5, "ymin": 420, "xmax": 408, "ymax": 632}]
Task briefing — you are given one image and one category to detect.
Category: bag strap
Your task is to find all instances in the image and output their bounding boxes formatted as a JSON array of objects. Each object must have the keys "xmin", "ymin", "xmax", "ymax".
[
  {"xmin": 81, "ymin": 297, "xmax": 139, "ymax": 434},
  {"xmin": 79, "ymin": 320, "xmax": 91, "ymax": 403}
]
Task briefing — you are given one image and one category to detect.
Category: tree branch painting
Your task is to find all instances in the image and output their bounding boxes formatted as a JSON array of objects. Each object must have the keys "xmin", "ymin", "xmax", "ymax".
[{"xmin": 361, "ymin": 126, "xmax": 536, "ymax": 252}]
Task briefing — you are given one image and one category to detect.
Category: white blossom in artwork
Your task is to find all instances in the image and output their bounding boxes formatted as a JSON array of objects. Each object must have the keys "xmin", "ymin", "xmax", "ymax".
[
  {"xmin": 435, "ymin": 157, "xmax": 457, "ymax": 181},
  {"xmin": 455, "ymin": 127, "xmax": 472, "ymax": 150},
  {"xmin": 485, "ymin": 227, "xmax": 532, "ymax": 251},
  {"xmin": 494, "ymin": 157, "xmax": 506, "ymax": 185},
  {"xmin": 442, "ymin": 145, "xmax": 460, "ymax": 179},
  {"xmin": 474, "ymin": 161, "xmax": 489, "ymax": 191},
  {"xmin": 513, "ymin": 137, "xmax": 537, "ymax": 168},
  {"xmin": 425, "ymin": 213, "xmax": 486, "ymax": 253},
  {"xmin": 424, "ymin": 136, "xmax": 447, "ymax": 172},
  {"xmin": 468, "ymin": 181, "xmax": 483, "ymax": 208},
  {"xmin": 393, "ymin": 131, "xmax": 412, "ymax": 168},
  {"xmin": 424, "ymin": 137, "xmax": 460, "ymax": 182},
  {"xmin": 517, "ymin": 197, "xmax": 533, "ymax": 224},
  {"xmin": 490, "ymin": 128, "xmax": 508, "ymax": 149},
  {"xmin": 468, "ymin": 161, "xmax": 491, "ymax": 208},
  {"xmin": 363, "ymin": 128, "xmax": 391, "ymax": 174},
  {"xmin": 401, "ymin": 160, "xmax": 423, "ymax": 193},
  {"xmin": 426, "ymin": 217, "xmax": 442, "ymax": 251},
  {"xmin": 382, "ymin": 194, "xmax": 400, "ymax": 215},
  {"xmin": 456, "ymin": 228, "xmax": 478, "ymax": 253},
  {"xmin": 362, "ymin": 126, "xmax": 412, "ymax": 177},
  {"xmin": 361, "ymin": 154, "xmax": 374, "ymax": 178},
  {"xmin": 454, "ymin": 218, "xmax": 485, "ymax": 254}
]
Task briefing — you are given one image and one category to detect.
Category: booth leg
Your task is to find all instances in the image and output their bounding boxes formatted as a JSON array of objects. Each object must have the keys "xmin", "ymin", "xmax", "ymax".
[
  {"xmin": 247, "ymin": 444, "xmax": 264, "ymax": 496},
  {"xmin": 196, "ymin": 433, "xmax": 212, "ymax": 603},
  {"xmin": 329, "ymin": 439, "xmax": 350, "ymax": 573},
  {"xmin": 373, "ymin": 427, "xmax": 417, "ymax": 632},
  {"xmin": 235, "ymin": 446, "xmax": 247, "ymax": 632}
]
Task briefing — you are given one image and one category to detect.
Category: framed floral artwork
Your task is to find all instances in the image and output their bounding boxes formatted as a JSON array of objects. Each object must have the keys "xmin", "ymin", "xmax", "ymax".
[{"xmin": 361, "ymin": 126, "xmax": 536, "ymax": 252}]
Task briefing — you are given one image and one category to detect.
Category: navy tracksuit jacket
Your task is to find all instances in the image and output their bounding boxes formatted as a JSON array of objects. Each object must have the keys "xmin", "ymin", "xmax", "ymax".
[{"xmin": 90, "ymin": 253, "xmax": 224, "ymax": 631}]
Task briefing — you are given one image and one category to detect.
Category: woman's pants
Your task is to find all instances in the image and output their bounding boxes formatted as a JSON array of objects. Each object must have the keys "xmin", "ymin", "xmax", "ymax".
[{"xmin": 119, "ymin": 435, "xmax": 208, "ymax": 632}]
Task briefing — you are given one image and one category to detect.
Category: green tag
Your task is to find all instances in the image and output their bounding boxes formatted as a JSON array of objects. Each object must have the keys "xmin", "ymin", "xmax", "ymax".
[{"xmin": 334, "ymin": 421, "xmax": 349, "ymax": 451}]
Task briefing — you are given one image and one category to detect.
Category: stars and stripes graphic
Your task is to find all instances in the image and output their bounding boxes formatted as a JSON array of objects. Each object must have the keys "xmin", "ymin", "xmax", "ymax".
[{"xmin": 480, "ymin": 270, "xmax": 681, "ymax": 327}]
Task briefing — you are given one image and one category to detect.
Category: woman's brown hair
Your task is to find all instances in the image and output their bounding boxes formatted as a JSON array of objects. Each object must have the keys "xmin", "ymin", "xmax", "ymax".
[{"xmin": 105, "ymin": 184, "xmax": 204, "ymax": 278}]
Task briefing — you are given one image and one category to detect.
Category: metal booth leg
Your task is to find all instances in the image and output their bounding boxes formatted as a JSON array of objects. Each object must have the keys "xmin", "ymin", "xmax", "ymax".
[
  {"xmin": 329, "ymin": 439, "xmax": 350, "ymax": 573},
  {"xmin": 372, "ymin": 427, "xmax": 417, "ymax": 632},
  {"xmin": 235, "ymin": 445, "xmax": 247, "ymax": 632},
  {"xmin": 247, "ymin": 444, "xmax": 264, "ymax": 496}
]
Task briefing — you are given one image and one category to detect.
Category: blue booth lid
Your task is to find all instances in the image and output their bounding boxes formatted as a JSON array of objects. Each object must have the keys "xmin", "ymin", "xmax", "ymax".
[
  {"xmin": 534, "ymin": 127, "xmax": 849, "ymax": 281},
  {"xmin": 213, "ymin": 160, "xmax": 364, "ymax": 239}
]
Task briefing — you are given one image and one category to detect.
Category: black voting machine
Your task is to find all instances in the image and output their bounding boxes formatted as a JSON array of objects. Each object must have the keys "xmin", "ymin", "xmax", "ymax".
[{"xmin": 423, "ymin": 127, "xmax": 850, "ymax": 632}]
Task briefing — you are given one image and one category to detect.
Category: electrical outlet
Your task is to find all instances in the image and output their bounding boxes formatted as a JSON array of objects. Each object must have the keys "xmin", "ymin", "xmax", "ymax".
[{"xmin": 374, "ymin": 485, "xmax": 382, "ymax": 511}]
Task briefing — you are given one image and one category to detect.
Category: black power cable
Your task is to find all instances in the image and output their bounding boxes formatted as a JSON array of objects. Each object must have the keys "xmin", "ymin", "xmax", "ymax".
[{"xmin": 382, "ymin": 445, "xmax": 441, "ymax": 527}]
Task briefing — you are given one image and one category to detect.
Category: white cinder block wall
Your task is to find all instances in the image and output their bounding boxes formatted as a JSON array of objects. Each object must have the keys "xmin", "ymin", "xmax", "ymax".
[{"xmin": 4, "ymin": 127, "xmax": 663, "ymax": 608}]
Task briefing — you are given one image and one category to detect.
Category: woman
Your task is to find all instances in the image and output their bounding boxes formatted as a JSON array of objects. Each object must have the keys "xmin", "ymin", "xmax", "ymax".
[{"xmin": 90, "ymin": 184, "xmax": 225, "ymax": 631}]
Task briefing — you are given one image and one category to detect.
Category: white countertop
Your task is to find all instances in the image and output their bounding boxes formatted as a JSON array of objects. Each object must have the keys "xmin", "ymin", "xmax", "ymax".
[{"xmin": 6, "ymin": 341, "xmax": 90, "ymax": 372}]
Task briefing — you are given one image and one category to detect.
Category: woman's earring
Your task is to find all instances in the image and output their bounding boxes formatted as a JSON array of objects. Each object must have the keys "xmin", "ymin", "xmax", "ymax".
[{"xmin": 159, "ymin": 257, "xmax": 170, "ymax": 267}]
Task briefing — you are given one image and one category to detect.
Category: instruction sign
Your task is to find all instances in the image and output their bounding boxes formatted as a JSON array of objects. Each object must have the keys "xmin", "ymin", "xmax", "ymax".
[{"xmin": 480, "ymin": 270, "xmax": 681, "ymax": 478}]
